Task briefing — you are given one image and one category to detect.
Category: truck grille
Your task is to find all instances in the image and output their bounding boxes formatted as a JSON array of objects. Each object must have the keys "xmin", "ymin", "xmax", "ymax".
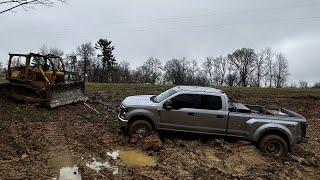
[
  {"xmin": 120, "ymin": 106, "xmax": 125, "ymax": 116},
  {"xmin": 301, "ymin": 122, "xmax": 307, "ymax": 138}
]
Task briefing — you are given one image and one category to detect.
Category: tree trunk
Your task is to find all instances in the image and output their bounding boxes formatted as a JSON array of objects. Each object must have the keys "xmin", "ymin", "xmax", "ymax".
[{"xmin": 100, "ymin": 65, "xmax": 105, "ymax": 82}]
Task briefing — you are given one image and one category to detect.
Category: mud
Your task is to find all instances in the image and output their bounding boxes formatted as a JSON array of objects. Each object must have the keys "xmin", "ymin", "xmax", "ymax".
[
  {"xmin": 119, "ymin": 150, "xmax": 156, "ymax": 167},
  {"xmin": 0, "ymin": 85, "xmax": 319, "ymax": 179}
]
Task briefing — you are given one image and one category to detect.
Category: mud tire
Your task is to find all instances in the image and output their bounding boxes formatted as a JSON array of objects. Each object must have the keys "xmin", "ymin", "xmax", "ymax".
[
  {"xmin": 259, "ymin": 134, "xmax": 288, "ymax": 157},
  {"xmin": 129, "ymin": 120, "xmax": 154, "ymax": 139}
]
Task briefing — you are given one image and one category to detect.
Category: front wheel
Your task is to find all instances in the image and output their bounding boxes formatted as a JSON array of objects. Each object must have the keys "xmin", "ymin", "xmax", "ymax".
[
  {"xmin": 128, "ymin": 120, "xmax": 154, "ymax": 139},
  {"xmin": 259, "ymin": 134, "xmax": 288, "ymax": 157}
]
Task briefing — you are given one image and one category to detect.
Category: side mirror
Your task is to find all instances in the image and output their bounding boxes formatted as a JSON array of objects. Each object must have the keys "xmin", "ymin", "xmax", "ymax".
[{"xmin": 163, "ymin": 100, "xmax": 172, "ymax": 110}]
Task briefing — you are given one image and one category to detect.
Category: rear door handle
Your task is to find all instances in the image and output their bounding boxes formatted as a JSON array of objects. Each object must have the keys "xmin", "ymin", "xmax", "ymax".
[
  {"xmin": 188, "ymin": 112, "xmax": 196, "ymax": 116},
  {"xmin": 216, "ymin": 115, "xmax": 226, "ymax": 118}
]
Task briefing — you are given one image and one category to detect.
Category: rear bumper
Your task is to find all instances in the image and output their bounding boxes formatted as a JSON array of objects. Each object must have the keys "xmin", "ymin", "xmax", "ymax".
[{"xmin": 118, "ymin": 114, "xmax": 128, "ymax": 127}]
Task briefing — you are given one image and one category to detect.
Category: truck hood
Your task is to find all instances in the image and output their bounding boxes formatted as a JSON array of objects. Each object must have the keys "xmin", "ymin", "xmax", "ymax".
[{"xmin": 122, "ymin": 95, "xmax": 157, "ymax": 107}]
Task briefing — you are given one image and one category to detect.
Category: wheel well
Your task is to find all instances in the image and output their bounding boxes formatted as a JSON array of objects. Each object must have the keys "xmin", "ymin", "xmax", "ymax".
[
  {"xmin": 258, "ymin": 129, "xmax": 290, "ymax": 147},
  {"xmin": 128, "ymin": 115, "xmax": 155, "ymax": 130}
]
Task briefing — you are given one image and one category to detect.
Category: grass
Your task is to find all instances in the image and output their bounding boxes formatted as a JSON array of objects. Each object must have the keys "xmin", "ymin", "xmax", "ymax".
[
  {"xmin": 86, "ymin": 82, "xmax": 320, "ymax": 97},
  {"xmin": 1, "ymin": 79, "xmax": 319, "ymax": 97},
  {"xmin": 0, "ymin": 77, "xmax": 7, "ymax": 84}
]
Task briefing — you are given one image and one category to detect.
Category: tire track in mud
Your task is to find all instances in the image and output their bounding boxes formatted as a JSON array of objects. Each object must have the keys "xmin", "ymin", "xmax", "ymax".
[
  {"xmin": 43, "ymin": 122, "xmax": 76, "ymax": 178},
  {"xmin": 0, "ymin": 160, "xmax": 28, "ymax": 179}
]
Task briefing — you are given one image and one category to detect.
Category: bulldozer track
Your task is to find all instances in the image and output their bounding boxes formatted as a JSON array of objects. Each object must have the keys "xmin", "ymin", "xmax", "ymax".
[
  {"xmin": 43, "ymin": 122, "xmax": 74, "ymax": 153},
  {"xmin": 42, "ymin": 122, "xmax": 77, "ymax": 178},
  {"xmin": 0, "ymin": 121, "xmax": 77, "ymax": 179},
  {"xmin": 0, "ymin": 160, "xmax": 28, "ymax": 179}
]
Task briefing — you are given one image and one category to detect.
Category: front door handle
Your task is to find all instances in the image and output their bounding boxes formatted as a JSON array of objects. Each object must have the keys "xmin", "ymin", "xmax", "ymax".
[
  {"xmin": 188, "ymin": 112, "xmax": 196, "ymax": 116},
  {"xmin": 216, "ymin": 115, "xmax": 226, "ymax": 118}
]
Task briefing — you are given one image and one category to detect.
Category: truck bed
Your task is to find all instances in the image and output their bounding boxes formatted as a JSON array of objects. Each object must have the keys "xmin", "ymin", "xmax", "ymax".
[{"xmin": 231, "ymin": 102, "xmax": 301, "ymax": 118}]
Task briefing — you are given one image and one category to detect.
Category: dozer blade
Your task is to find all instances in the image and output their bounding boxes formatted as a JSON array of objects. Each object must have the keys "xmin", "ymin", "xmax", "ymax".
[{"xmin": 47, "ymin": 82, "xmax": 88, "ymax": 108}]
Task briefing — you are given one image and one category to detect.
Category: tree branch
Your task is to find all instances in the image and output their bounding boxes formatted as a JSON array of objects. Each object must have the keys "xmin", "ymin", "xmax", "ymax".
[{"xmin": 0, "ymin": 0, "xmax": 64, "ymax": 14}]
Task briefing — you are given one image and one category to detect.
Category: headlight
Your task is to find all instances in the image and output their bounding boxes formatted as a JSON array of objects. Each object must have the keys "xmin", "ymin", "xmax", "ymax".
[{"xmin": 120, "ymin": 104, "xmax": 128, "ymax": 118}]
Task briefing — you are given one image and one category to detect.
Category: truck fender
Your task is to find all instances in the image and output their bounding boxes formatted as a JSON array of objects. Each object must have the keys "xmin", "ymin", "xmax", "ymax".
[
  {"xmin": 126, "ymin": 109, "xmax": 158, "ymax": 129},
  {"xmin": 247, "ymin": 119, "xmax": 295, "ymax": 146}
]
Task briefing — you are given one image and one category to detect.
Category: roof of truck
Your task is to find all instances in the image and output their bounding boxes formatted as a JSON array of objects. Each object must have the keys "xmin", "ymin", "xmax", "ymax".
[{"xmin": 173, "ymin": 86, "xmax": 224, "ymax": 94}]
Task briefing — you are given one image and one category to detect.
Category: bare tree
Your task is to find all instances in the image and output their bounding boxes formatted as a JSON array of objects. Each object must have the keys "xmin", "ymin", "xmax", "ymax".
[
  {"xmin": 254, "ymin": 49, "xmax": 269, "ymax": 87},
  {"xmin": 164, "ymin": 58, "xmax": 189, "ymax": 85},
  {"xmin": 38, "ymin": 45, "xmax": 64, "ymax": 56},
  {"xmin": 0, "ymin": 62, "xmax": 3, "ymax": 77},
  {"xmin": 118, "ymin": 61, "xmax": 131, "ymax": 83},
  {"xmin": 0, "ymin": 0, "xmax": 65, "ymax": 14},
  {"xmin": 77, "ymin": 42, "xmax": 95, "ymax": 82},
  {"xmin": 39, "ymin": 45, "xmax": 49, "ymax": 55},
  {"xmin": 273, "ymin": 53, "xmax": 289, "ymax": 88},
  {"xmin": 290, "ymin": 82, "xmax": 297, "ymax": 88},
  {"xmin": 138, "ymin": 57, "xmax": 162, "ymax": 84},
  {"xmin": 263, "ymin": 48, "xmax": 274, "ymax": 87},
  {"xmin": 299, "ymin": 81, "xmax": 308, "ymax": 88},
  {"xmin": 65, "ymin": 52, "xmax": 80, "ymax": 80},
  {"xmin": 186, "ymin": 60, "xmax": 200, "ymax": 85},
  {"xmin": 49, "ymin": 47, "xmax": 64, "ymax": 57},
  {"xmin": 213, "ymin": 56, "xmax": 228, "ymax": 85},
  {"xmin": 228, "ymin": 48, "xmax": 257, "ymax": 87},
  {"xmin": 66, "ymin": 52, "xmax": 77, "ymax": 71},
  {"xmin": 312, "ymin": 82, "xmax": 320, "ymax": 88},
  {"xmin": 203, "ymin": 57, "xmax": 214, "ymax": 85}
]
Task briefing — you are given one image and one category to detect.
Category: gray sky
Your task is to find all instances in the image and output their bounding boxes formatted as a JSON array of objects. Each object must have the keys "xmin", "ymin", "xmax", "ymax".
[{"xmin": 1, "ymin": 0, "xmax": 320, "ymax": 84}]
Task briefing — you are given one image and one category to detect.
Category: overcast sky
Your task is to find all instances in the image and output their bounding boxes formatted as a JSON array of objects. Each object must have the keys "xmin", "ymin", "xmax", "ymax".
[{"xmin": 1, "ymin": 0, "xmax": 320, "ymax": 84}]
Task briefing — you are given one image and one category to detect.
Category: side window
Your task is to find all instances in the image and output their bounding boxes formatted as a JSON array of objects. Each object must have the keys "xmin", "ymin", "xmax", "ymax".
[
  {"xmin": 199, "ymin": 95, "xmax": 222, "ymax": 110},
  {"xmin": 171, "ymin": 94, "xmax": 198, "ymax": 110}
]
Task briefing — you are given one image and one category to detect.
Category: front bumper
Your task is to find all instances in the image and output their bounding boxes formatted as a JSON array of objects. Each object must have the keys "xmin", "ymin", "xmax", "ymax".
[
  {"xmin": 302, "ymin": 136, "xmax": 310, "ymax": 143},
  {"xmin": 118, "ymin": 114, "xmax": 129, "ymax": 127}
]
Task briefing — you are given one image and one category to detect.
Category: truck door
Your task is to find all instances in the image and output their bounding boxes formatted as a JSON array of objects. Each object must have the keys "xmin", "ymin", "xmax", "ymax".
[
  {"xmin": 159, "ymin": 94, "xmax": 199, "ymax": 131},
  {"xmin": 195, "ymin": 95, "xmax": 228, "ymax": 135}
]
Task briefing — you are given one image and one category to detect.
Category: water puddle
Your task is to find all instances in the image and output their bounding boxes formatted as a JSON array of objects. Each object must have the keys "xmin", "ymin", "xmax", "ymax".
[
  {"xmin": 53, "ymin": 166, "xmax": 82, "ymax": 180},
  {"xmin": 50, "ymin": 150, "xmax": 121, "ymax": 178},
  {"xmin": 107, "ymin": 150, "xmax": 119, "ymax": 160},
  {"xmin": 119, "ymin": 150, "xmax": 156, "ymax": 167},
  {"xmin": 86, "ymin": 158, "xmax": 119, "ymax": 175},
  {"xmin": 49, "ymin": 151, "xmax": 76, "ymax": 178}
]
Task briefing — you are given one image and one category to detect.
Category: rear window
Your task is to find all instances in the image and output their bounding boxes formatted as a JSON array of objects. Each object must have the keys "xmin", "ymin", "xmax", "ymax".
[{"xmin": 198, "ymin": 95, "xmax": 222, "ymax": 110}]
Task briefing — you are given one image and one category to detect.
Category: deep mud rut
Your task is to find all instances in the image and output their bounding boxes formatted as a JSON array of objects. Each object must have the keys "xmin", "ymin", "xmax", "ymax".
[{"xmin": 0, "ymin": 86, "xmax": 320, "ymax": 179}]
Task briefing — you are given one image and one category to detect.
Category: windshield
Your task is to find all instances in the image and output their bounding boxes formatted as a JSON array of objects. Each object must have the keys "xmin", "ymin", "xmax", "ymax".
[{"xmin": 153, "ymin": 88, "xmax": 177, "ymax": 103}]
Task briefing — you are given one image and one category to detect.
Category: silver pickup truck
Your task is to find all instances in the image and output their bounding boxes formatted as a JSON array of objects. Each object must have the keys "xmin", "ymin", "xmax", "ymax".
[{"xmin": 118, "ymin": 86, "xmax": 309, "ymax": 157}]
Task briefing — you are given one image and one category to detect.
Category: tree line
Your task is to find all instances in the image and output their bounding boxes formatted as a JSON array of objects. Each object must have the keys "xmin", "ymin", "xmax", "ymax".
[
  {"xmin": 1, "ymin": 38, "xmax": 319, "ymax": 88},
  {"xmin": 49, "ymin": 38, "xmax": 292, "ymax": 88}
]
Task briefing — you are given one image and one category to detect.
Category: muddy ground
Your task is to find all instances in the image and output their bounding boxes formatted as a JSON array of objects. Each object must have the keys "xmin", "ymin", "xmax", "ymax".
[{"xmin": 0, "ymin": 84, "xmax": 319, "ymax": 179}]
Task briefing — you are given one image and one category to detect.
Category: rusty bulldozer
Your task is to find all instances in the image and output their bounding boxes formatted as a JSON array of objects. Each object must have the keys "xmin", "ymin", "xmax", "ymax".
[{"xmin": 0, "ymin": 53, "xmax": 87, "ymax": 108}]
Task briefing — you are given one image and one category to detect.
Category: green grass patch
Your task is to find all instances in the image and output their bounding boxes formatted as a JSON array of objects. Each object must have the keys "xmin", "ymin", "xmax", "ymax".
[
  {"xmin": 0, "ymin": 77, "xmax": 7, "ymax": 84},
  {"xmin": 85, "ymin": 82, "xmax": 320, "ymax": 97},
  {"xmin": 218, "ymin": 86, "xmax": 320, "ymax": 97}
]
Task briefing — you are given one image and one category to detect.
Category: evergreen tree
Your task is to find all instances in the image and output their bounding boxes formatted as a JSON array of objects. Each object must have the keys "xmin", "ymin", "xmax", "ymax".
[{"xmin": 95, "ymin": 38, "xmax": 116, "ymax": 82}]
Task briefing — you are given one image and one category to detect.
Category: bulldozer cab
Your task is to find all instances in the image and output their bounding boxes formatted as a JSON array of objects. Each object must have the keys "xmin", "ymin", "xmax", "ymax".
[{"xmin": 7, "ymin": 53, "xmax": 65, "ymax": 89}]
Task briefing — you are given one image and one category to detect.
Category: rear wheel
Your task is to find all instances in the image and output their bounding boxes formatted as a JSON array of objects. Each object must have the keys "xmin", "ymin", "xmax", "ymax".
[
  {"xmin": 129, "ymin": 120, "xmax": 154, "ymax": 139},
  {"xmin": 259, "ymin": 134, "xmax": 288, "ymax": 157}
]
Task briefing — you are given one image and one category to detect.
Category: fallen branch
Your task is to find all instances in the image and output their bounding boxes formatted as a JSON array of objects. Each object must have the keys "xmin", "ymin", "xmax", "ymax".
[{"xmin": 83, "ymin": 102, "xmax": 101, "ymax": 115}]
